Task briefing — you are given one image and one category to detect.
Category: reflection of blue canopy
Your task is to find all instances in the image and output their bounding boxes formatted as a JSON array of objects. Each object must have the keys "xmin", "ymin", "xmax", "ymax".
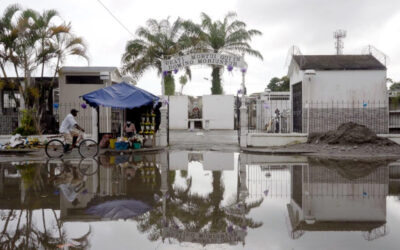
[
  {"xmin": 81, "ymin": 82, "xmax": 159, "ymax": 109},
  {"xmin": 86, "ymin": 199, "xmax": 152, "ymax": 220}
]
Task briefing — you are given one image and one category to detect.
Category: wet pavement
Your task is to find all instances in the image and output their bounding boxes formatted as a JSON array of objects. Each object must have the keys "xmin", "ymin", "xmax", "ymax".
[{"xmin": 1, "ymin": 151, "xmax": 400, "ymax": 249}]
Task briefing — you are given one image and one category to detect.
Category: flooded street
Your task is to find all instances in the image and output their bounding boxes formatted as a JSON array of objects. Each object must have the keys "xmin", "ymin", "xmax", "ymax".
[{"xmin": 1, "ymin": 151, "xmax": 400, "ymax": 249}]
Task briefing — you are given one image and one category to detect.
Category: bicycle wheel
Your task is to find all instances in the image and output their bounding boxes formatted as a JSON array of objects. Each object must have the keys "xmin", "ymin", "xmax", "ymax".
[
  {"xmin": 78, "ymin": 158, "xmax": 99, "ymax": 176},
  {"xmin": 78, "ymin": 139, "xmax": 99, "ymax": 158},
  {"xmin": 45, "ymin": 139, "xmax": 64, "ymax": 158}
]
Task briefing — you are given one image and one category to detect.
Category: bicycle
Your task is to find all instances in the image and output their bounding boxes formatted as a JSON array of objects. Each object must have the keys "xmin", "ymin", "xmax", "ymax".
[
  {"xmin": 45, "ymin": 158, "xmax": 99, "ymax": 177},
  {"xmin": 45, "ymin": 132, "xmax": 99, "ymax": 158}
]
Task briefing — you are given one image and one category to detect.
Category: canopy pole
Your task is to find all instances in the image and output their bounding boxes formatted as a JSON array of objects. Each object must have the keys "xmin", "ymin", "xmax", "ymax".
[{"xmin": 120, "ymin": 109, "xmax": 123, "ymax": 138}]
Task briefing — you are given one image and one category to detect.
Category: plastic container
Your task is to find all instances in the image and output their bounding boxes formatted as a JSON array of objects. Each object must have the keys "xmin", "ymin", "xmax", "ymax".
[
  {"xmin": 115, "ymin": 141, "xmax": 129, "ymax": 150},
  {"xmin": 109, "ymin": 138, "xmax": 116, "ymax": 149},
  {"xmin": 133, "ymin": 142, "xmax": 141, "ymax": 149}
]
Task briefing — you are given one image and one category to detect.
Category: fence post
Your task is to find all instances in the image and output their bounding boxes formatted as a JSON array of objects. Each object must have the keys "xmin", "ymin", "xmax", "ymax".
[{"xmin": 240, "ymin": 99, "xmax": 248, "ymax": 147}]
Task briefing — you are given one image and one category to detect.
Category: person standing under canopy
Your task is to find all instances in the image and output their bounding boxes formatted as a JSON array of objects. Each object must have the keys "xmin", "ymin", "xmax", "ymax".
[{"xmin": 124, "ymin": 121, "xmax": 136, "ymax": 137}]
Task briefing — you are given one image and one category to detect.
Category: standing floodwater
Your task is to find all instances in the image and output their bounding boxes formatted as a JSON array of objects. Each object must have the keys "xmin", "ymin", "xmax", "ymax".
[{"xmin": 0, "ymin": 152, "xmax": 400, "ymax": 249}]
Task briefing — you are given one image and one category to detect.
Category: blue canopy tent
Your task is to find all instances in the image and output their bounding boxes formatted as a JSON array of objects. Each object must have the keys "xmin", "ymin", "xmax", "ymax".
[
  {"xmin": 81, "ymin": 82, "xmax": 159, "ymax": 140},
  {"xmin": 81, "ymin": 82, "xmax": 159, "ymax": 109}
]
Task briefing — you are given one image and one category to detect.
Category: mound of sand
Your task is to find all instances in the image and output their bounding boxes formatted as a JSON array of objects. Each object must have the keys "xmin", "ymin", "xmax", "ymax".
[{"xmin": 308, "ymin": 122, "xmax": 395, "ymax": 146}]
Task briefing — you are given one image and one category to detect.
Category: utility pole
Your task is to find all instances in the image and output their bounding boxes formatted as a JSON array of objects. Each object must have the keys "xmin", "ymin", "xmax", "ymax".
[{"xmin": 334, "ymin": 30, "xmax": 346, "ymax": 55}]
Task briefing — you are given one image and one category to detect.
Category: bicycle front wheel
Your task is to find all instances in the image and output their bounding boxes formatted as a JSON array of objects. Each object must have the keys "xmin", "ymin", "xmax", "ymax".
[
  {"xmin": 44, "ymin": 159, "xmax": 65, "ymax": 176},
  {"xmin": 45, "ymin": 139, "xmax": 64, "ymax": 158},
  {"xmin": 78, "ymin": 139, "xmax": 99, "ymax": 158},
  {"xmin": 78, "ymin": 158, "xmax": 99, "ymax": 176}
]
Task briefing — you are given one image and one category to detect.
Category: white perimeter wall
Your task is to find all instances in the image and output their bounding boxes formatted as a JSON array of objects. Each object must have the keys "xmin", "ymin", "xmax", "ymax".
[
  {"xmin": 304, "ymin": 70, "xmax": 387, "ymax": 103},
  {"xmin": 169, "ymin": 95, "xmax": 188, "ymax": 129},
  {"xmin": 203, "ymin": 151, "xmax": 235, "ymax": 171},
  {"xmin": 203, "ymin": 95, "xmax": 234, "ymax": 129}
]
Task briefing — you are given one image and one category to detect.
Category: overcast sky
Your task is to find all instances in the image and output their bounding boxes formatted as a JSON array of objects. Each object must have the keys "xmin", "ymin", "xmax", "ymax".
[{"xmin": 1, "ymin": 0, "xmax": 400, "ymax": 96}]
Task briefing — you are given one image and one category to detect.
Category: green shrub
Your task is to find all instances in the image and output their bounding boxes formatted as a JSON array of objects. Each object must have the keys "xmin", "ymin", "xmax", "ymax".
[
  {"xmin": 12, "ymin": 109, "xmax": 37, "ymax": 135},
  {"xmin": 12, "ymin": 126, "xmax": 36, "ymax": 136}
]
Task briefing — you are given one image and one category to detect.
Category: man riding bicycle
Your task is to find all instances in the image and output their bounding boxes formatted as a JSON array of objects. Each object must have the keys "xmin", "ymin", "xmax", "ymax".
[{"xmin": 60, "ymin": 109, "xmax": 85, "ymax": 153}]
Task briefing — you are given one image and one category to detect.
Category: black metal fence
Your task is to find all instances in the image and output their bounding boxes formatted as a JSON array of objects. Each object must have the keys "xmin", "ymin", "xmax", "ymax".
[
  {"xmin": 0, "ymin": 112, "xmax": 18, "ymax": 135},
  {"xmin": 248, "ymin": 99, "xmax": 390, "ymax": 134},
  {"xmin": 247, "ymin": 98, "xmax": 291, "ymax": 133}
]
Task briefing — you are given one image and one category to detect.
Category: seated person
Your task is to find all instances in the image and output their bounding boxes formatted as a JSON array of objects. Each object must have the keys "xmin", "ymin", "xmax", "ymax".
[{"xmin": 124, "ymin": 121, "xmax": 136, "ymax": 137}]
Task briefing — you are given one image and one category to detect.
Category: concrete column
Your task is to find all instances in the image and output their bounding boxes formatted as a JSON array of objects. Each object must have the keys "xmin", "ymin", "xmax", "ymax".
[
  {"xmin": 240, "ymin": 105, "xmax": 248, "ymax": 148},
  {"xmin": 303, "ymin": 164, "xmax": 315, "ymax": 222},
  {"xmin": 0, "ymin": 90, "xmax": 3, "ymax": 115},
  {"xmin": 160, "ymin": 151, "xmax": 168, "ymax": 224},
  {"xmin": 91, "ymin": 108, "xmax": 98, "ymax": 142},
  {"xmin": 238, "ymin": 154, "xmax": 249, "ymax": 201},
  {"xmin": 157, "ymin": 106, "xmax": 168, "ymax": 147},
  {"xmin": 0, "ymin": 167, "xmax": 4, "ymax": 196}
]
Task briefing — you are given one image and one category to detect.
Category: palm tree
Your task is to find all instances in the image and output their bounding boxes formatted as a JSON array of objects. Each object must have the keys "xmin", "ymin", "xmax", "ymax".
[
  {"xmin": 122, "ymin": 18, "xmax": 191, "ymax": 95},
  {"xmin": 41, "ymin": 23, "xmax": 88, "ymax": 121},
  {"xmin": 183, "ymin": 12, "xmax": 263, "ymax": 94},
  {"xmin": 0, "ymin": 4, "xmax": 88, "ymax": 133},
  {"xmin": 0, "ymin": 4, "xmax": 21, "ymax": 106}
]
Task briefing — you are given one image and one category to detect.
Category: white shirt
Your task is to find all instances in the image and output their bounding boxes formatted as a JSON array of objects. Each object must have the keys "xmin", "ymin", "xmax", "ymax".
[{"xmin": 60, "ymin": 114, "xmax": 77, "ymax": 133}]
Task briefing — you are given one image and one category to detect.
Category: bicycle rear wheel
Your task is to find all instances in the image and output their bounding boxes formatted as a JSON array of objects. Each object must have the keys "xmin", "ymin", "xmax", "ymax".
[
  {"xmin": 78, "ymin": 139, "xmax": 99, "ymax": 158},
  {"xmin": 45, "ymin": 139, "xmax": 64, "ymax": 158}
]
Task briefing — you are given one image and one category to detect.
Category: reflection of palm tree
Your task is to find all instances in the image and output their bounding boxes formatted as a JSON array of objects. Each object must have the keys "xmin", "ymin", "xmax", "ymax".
[
  {"xmin": 0, "ymin": 163, "xmax": 91, "ymax": 249},
  {"xmin": 0, "ymin": 209, "xmax": 91, "ymax": 249},
  {"xmin": 134, "ymin": 170, "xmax": 263, "ymax": 245},
  {"xmin": 210, "ymin": 171, "xmax": 224, "ymax": 231}
]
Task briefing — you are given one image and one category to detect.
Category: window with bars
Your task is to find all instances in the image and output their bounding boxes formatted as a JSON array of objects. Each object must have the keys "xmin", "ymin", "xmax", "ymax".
[{"xmin": 3, "ymin": 91, "xmax": 20, "ymax": 108}]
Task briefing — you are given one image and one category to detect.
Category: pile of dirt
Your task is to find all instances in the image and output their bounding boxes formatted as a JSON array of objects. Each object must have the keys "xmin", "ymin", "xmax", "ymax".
[{"xmin": 307, "ymin": 122, "xmax": 396, "ymax": 146}]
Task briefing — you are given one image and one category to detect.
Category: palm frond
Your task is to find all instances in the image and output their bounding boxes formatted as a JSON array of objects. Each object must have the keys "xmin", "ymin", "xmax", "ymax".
[{"xmin": 1, "ymin": 4, "xmax": 21, "ymax": 28}]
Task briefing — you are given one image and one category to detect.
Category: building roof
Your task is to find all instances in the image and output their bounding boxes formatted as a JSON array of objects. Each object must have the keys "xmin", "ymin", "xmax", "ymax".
[
  {"xmin": 60, "ymin": 66, "xmax": 118, "ymax": 73},
  {"xmin": 292, "ymin": 55, "xmax": 386, "ymax": 70}
]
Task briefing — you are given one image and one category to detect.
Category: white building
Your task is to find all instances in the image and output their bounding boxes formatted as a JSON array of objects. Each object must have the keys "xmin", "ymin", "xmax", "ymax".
[
  {"xmin": 288, "ymin": 55, "xmax": 388, "ymax": 133},
  {"xmin": 58, "ymin": 66, "xmax": 121, "ymax": 134}
]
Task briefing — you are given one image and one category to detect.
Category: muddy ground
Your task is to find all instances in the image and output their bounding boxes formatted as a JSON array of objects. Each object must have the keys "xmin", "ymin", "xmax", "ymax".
[{"xmin": 284, "ymin": 122, "xmax": 400, "ymax": 158}]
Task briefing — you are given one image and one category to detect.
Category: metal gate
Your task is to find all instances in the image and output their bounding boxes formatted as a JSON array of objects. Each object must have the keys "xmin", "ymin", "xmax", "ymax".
[
  {"xmin": 235, "ymin": 95, "xmax": 241, "ymax": 144},
  {"xmin": 292, "ymin": 82, "xmax": 302, "ymax": 133}
]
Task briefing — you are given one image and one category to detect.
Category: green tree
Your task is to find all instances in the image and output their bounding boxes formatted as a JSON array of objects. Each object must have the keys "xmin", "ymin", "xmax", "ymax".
[
  {"xmin": 122, "ymin": 18, "xmax": 192, "ymax": 96},
  {"xmin": 0, "ymin": 4, "xmax": 88, "ymax": 133},
  {"xmin": 179, "ymin": 75, "xmax": 188, "ymax": 94},
  {"xmin": 183, "ymin": 12, "xmax": 263, "ymax": 94},
  {"xmin": 267, "ymin": 76, "xmax": 289, "ymax": 91},
  {"xmin": 389, "ymin": 81, "xmax": 400, "ymax": 91}
]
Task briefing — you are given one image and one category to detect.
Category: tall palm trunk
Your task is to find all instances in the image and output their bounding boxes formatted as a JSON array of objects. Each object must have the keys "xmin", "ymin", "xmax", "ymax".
[
  {"xmin": 211, "ymin": 66, "xmax": 222, "ymax": 95},
  {"xmin": 164, "ymin": 73, "xmax": 175, "ymax": 96}
]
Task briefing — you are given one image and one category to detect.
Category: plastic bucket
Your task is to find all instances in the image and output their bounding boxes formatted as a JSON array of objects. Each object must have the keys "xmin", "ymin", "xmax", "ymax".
[{"xmin": 109, "ymin": 139, "xmax": 116, "ymax": 149}]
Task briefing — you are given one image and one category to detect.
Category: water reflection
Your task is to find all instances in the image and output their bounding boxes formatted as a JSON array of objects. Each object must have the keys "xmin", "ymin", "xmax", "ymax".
[
  {"xmin": 0, "ymin": 161, "xmax": 91, "ymax": 249},
  {"xmin": 287, "ymin": 158, "xmax": 389, "ymax": 241},
  {"xmin": 0, "ymin": 152, "xmax": 399, "ymax": 249}
]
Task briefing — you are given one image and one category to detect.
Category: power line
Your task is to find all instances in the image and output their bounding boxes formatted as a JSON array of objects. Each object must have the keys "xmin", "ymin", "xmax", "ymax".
[{"xmin": 96, "ymin": 0, "xmax": 135, "ymax": 38}]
